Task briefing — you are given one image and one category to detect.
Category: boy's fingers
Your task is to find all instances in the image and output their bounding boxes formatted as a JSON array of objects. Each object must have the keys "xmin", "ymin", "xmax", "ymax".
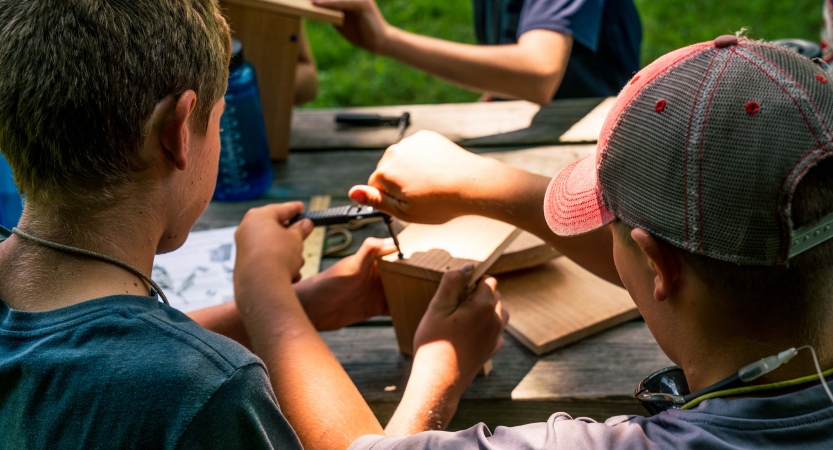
[
  {"xmin": 258, "ymin": 202, "xmax": 305, "ymax": 224},
  {"xmin": 355, "ymin": 237, "xmax": 397, "ymax": 267},
  {"xmin": 288, "ymin": 219, "xmax": 314, "ymax": 241},
  {"xmin": 430, "ymin": 264, "xmax": 474, "ymax": 313},
  {"xmin": 348, "ymin": 185, "xmax": 404, "ymax": 217}
]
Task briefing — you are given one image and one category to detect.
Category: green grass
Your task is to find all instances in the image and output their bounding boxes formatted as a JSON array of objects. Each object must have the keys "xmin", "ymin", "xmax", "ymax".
[{"xmin": 305, "ymin": 0, "xmax": 823, "ymax": 108}]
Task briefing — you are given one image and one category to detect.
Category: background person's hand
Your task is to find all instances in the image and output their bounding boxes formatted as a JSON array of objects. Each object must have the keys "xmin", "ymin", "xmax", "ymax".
[
  {"xmin": 349, "ymin": 131, "xmax": 496, "ymax": 224},
  {"xmin": 313, "ymin": 0, "xmax": 392, "ymax": 54},
  {"xmin": 233, "ymin": 203, "xmax": 313, "ymax": 302},
  {"xmin": 295, "ymin": 237, "xmax": 395, "ymax": 331},
  {"xmin": 413, "ymin": 265, "xmax": 508, "ymax": 391}
]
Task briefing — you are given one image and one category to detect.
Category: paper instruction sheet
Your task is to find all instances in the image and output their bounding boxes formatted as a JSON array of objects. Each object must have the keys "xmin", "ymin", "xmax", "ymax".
[{"xmin": 151, "ymin": 226, "xmax": 237, "ymax": 313}]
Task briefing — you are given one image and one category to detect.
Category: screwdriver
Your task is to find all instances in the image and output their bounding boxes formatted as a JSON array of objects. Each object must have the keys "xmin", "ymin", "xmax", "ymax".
[{"xmin": 289, "ymin": 205, "xmax": 404, "ymax": 259}]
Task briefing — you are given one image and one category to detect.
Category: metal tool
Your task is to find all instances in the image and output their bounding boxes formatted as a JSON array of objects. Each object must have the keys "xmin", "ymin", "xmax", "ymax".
[
  {"xmin": 290, "ymin": 205, "xmax": 404, "ymax": 258},
  {"xmin": 335, "ymin": 112, "xmax": 411, "ymax": 142}
]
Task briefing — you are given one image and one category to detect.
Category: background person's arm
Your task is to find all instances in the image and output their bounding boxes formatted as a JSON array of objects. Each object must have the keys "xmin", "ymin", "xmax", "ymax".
[
  {"xmin": 348, "ymin": 131, "xmax": 621, "ymax": 286},
  {"xmin": 294, "ymin": 22, "xmax": 319, "ymax": 106},
  {"xmin": 313, "ymin": 0, "xmax": 572, "ymax": 105}
]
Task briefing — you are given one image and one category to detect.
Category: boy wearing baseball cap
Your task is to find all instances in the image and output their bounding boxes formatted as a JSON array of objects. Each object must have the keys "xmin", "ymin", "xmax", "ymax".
[{"xmin": 348, "ymin": 35, "xmax": 833, "ymax": 448}]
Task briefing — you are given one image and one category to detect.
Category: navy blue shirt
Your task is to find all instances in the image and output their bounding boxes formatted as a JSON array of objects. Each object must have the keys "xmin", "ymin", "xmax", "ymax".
[
  {"xmin": 0, "ymin": 291, "xmax": 302, "ymax": 449},
  {"xmin": 473, "ymin": 0, "xmax": 642, "ymax": 98}
]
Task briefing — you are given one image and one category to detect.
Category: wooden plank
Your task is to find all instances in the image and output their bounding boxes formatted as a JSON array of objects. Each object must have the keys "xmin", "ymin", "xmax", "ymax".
[
  {"xmin": 290, "ymin": 98, "xmax": 604, "ymax": 150},
  {"xmin": 222, "ymin": 3, "xmax": 301, "ymax": 160},
  {"xmin": 497, "ymin": 257, "xmax": 640, "ymax": 356},
  {"xmin": 378, "ymin": 216, "xmax": 521, "ymax": 355},
  {"xmin": 488, "ymin": 231, "xmax": 560, "ymax": 275},
  {"xmin": 512, "ymin": 322, "xmax": 673, "ymax": 401},
  {"xmin": 299, "ymin": 195, "xmax": 330, "ymax": 280},
  {"xmin": 558, "ymin": 97, "xmax": 617, "ymax": 143},
  {"xmin": 222, "ymin": 0, "xmax": 344, "ymax": 25},
  {"xmin": 320, "ymin": 322, "xmax": 667, "ymax": 428}
]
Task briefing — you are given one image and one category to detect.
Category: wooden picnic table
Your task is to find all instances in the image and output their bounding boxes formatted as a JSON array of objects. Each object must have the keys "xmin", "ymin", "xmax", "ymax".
[{"xmin": 194, "ymin": 98, "xmax": 672, "ymax": 430}]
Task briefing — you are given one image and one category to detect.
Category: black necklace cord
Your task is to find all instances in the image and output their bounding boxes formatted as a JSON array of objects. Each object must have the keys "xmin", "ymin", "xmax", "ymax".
[{"xmin": 10, "ymin": 227, "xmax": 170, "ymax": 305}]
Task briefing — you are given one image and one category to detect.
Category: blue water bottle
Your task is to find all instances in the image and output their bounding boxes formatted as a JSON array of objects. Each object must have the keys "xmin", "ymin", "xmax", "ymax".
[
  {"xmin": 214, "ymin": 39, "xmax": 274, "ymax": 201},
  {"xmin": 0, "ymin": 152, "xmax": 23, "ymax": 229}
]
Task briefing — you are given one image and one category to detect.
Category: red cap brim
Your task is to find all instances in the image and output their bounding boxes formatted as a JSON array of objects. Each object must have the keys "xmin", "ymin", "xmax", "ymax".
[{"xmin": 544, "ymin": 155, "xmax": 615, "ymax": 236}]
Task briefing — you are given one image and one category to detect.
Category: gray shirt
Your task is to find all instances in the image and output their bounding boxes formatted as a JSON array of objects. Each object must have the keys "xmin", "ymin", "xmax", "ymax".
[{"xmin": 352, "ymin": 379, "xmax": 833, "ymax": 449}]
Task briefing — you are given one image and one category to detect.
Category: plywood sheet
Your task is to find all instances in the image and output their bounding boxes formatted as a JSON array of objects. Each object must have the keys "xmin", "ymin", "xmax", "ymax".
[
  {"xmin": 498, "ymin": 257, "xmax": 640, "ymax": 356},
  {"xmin": 290, "ymin": 98, "xmax": 604, "ymax": 150},
  {"xmin": 488, "ymin": 231, "xmax": 560, "ymax": 275},
  {"xmin": 222, "ymin": 0, "xmax": 344, "ymax": 24},
  {"xmin": 558, "ymin": 97, "xmax": 616, "ymax": 143}
]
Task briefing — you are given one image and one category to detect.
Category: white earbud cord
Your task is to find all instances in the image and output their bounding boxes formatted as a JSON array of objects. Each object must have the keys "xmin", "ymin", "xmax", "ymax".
[{"xmin": 798, "ymin": 345, "xmax": 833, "ymax": 405}]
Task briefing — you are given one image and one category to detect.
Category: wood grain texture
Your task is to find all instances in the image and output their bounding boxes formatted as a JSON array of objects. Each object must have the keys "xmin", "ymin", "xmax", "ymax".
[
  {"xmin": 559, "ymin": 97, "xmax": 616, "ymax": 143},
  {"xmin": 222, "ymin": 0, "xmax": 344, "ymax": 24},
  {"xmin": 498, "ymin": 257, "xmax": 641, "ymax": 356},
  {"xmin": 488, "ymin": 231, "xmax": 560, "ymax": 275},
  {"xmin": 299, "ymin": 195, "xmax": 330, "ymax": 280},
  {"xmin": 319, "ymin": 322, "xmax": 667, "ymax": 428},
  {"xmin": 290, "ymin": 98, "xmax": 604, "ymax": 150},
  {"xmin": 222, "ymin": 3, "xmax": 301, "ymax": 160},
  {"xmin": 378, "ymin": 216, "xmax": 520, "ymax": 355},
  {"xmin": 378, "ymin": 216, "xmax": 521, "ymax": 282}
]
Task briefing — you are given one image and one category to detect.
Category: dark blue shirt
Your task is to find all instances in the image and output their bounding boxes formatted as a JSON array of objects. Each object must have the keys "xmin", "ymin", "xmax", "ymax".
[
  {"xmin": 0, "ymin": 291, "xmax": 302, "ymax": 449},
  {"xmin": 473, "ymin": 0, "xmax": 642, "ymax": 98}
]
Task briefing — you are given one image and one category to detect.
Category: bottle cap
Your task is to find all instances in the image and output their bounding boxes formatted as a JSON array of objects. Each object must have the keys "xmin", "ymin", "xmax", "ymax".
[{"xmin": 229, "ymin": 39, "xmax": 244, "ymax": 71}]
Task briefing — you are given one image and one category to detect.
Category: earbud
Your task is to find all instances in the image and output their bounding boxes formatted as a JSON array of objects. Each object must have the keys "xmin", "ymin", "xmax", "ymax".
[{"xmin": 738, "ymin": 348, "xmax": 798, "ymax": 382}]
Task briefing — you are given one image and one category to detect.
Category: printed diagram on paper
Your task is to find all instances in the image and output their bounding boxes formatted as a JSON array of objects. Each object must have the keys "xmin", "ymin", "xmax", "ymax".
[{"xmin": 151, "ymin": 226, "xmax": 237, "ymax": 313}]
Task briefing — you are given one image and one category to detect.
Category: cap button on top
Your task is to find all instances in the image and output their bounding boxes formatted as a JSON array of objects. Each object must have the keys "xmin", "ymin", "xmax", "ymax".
[{"xmin": 715, "ymin": 35, "xmax": 738, "ymax": 48}]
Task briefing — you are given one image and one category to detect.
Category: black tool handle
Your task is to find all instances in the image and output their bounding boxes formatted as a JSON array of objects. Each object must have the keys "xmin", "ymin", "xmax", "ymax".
[
  {"xmin": 289, "ymin": 205, "xmax": 386, "ymax": 227},
  {"xmin": 335, "ymin": 113, "xmax": 402, "ymax": 127}
]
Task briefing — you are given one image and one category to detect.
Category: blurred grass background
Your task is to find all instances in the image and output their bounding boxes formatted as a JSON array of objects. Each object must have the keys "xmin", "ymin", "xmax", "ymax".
[{"xmin": 305, "ymin": 0, "xmax": 822, "ymax": 108}]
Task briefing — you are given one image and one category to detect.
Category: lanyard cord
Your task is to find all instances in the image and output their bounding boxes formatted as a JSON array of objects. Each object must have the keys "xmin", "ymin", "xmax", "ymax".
[
  {"xmin": 11, "ymin": 227, "xmax": 169, "ymax": 306},
  {"xmin": 682, "ymin": 350, "xmax": 833, "ymax": 410}
]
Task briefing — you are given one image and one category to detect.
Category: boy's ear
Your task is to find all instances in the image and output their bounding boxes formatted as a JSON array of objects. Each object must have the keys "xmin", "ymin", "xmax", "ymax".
[
  {"xmin": 160, "ymin": 90, "xmax": 198, "ymax": 171},
  {"xmin": 630, "ymin": 228, "xmax": 681, "ymax": 302}
]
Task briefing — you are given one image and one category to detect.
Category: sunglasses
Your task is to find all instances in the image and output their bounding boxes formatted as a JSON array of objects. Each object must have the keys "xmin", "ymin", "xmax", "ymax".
[{"xmin": 634, "ymin": 366, "xmax": 741, "ymax": 415}]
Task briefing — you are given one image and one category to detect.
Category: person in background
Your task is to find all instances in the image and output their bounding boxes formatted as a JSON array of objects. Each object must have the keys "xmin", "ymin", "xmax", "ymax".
[
  {"xmin": 311, "ymin": 0, "xmax": 642, "ymax": 105},
  {"xmin": 295, "ymin": 23, "xmax": 319, "ymax": 105}
]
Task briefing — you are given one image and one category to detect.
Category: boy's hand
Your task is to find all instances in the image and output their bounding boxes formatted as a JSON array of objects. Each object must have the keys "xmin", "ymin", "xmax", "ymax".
[
  {"xmin": 413, "ymin": 265, "xmax": 508, "ymax": 388},
  {"xmin": 295, "ymin": 237, "xmax": 396, "ymax": 331},
  {"xmin": 234, "ymin": 202, "xmax": 314, "ymax": 289},
  {"xmin": 312, "ymin": 0, "xmax": 392, "ymax": 54},
  {"xmin": 385, "ymin": 265, "xmax": 508, "ymax": 435},
  {"xmin": 349, "ymin": 131, "xmax": 496, "ymax": 224}
]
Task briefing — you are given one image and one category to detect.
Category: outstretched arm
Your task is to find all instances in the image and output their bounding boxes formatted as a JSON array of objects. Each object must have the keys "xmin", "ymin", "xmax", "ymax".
[
  {"xmin": 313, "ymin": 0, "xmax": 572, "ymax": 105},
  {"xmin": 349, "ymin": 131, "xmax": 621, "ymax": 286},
  {"xmin": 231, "ymin": 202, "xmax": 507, "ymax": 449}
]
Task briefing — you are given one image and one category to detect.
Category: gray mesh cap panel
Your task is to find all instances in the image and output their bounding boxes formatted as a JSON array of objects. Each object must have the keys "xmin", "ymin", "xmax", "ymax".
[{"xmin": 599, "ymin": 38, "xmax": 833, "ymax": 265}]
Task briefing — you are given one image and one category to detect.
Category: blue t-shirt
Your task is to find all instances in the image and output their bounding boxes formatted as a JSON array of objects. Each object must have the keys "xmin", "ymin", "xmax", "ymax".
[
  {"xmin": 473, "ymin": 0, "xmax": 642, "ymax": 98},
  {"xmin": 0, "ymin": 292, "xmax": 302, "ymax": 449}
]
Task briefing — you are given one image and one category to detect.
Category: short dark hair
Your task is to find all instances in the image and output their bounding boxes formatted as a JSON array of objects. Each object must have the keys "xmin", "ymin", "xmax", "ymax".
[
  {"xmin": 614, "ymin": 157, "xmax": 833, "ymax": 339},
  {"xmin": 0, "ymin": 0, "xmax": 231, "ymax": 209}
]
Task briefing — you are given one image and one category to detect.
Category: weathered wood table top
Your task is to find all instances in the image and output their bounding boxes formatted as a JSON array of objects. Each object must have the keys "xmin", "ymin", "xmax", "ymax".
[{"xmin": 194, "ymin": 98, "xmax": 671, "ymax": 430}]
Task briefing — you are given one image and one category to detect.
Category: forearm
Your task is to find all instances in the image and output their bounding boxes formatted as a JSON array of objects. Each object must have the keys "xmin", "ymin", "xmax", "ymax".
[
  {"xmin": 237, "ymin": 276, "xmax": 384, "ymax": 449},
  {"xmin": 384, "ymin": 343, "xmax": 465, "ymax": 435},
  {"xmin": 382, "ymin": 29, "xmax": 570, "ymax": 105},
  {"xmin": 463, "ymin": 158, "xmax": 621, "ymax": 286}
]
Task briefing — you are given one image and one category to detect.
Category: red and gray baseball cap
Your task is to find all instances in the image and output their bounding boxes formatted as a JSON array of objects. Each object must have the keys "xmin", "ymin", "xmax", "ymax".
[{"xmin": 544, "ymin": 35, "xmax": 833, "ymax": 265}]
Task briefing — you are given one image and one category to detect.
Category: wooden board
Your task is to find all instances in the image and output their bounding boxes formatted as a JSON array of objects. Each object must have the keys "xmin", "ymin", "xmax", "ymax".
[
  {"xmin": 497, "ymin": 257, "xmax": 640, "ymax": 356},
  {"xmin": 559, "ymin": 97, "xmax": 616, "ymax": 143},
  {"xmin": 488, "ymin": 231, "xmax": 560, "ymax": 275},
  {"xmin": 299, "ymin": 195, "xmax": 330, "ymax": 280},
  {"xmin": 378, "ymin": 216, "xmax": 520, "ymax": 355},
  {"xmin": 222, "ymin": 0, "xmax": 344, "ymax": 24},
  {"xmin": 222, "ymin": 3, "xmax": 301, "ymax": 160},
  {"xmin": 290, "ymin": 98, "xmax": 605, "ymax": 150}
]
